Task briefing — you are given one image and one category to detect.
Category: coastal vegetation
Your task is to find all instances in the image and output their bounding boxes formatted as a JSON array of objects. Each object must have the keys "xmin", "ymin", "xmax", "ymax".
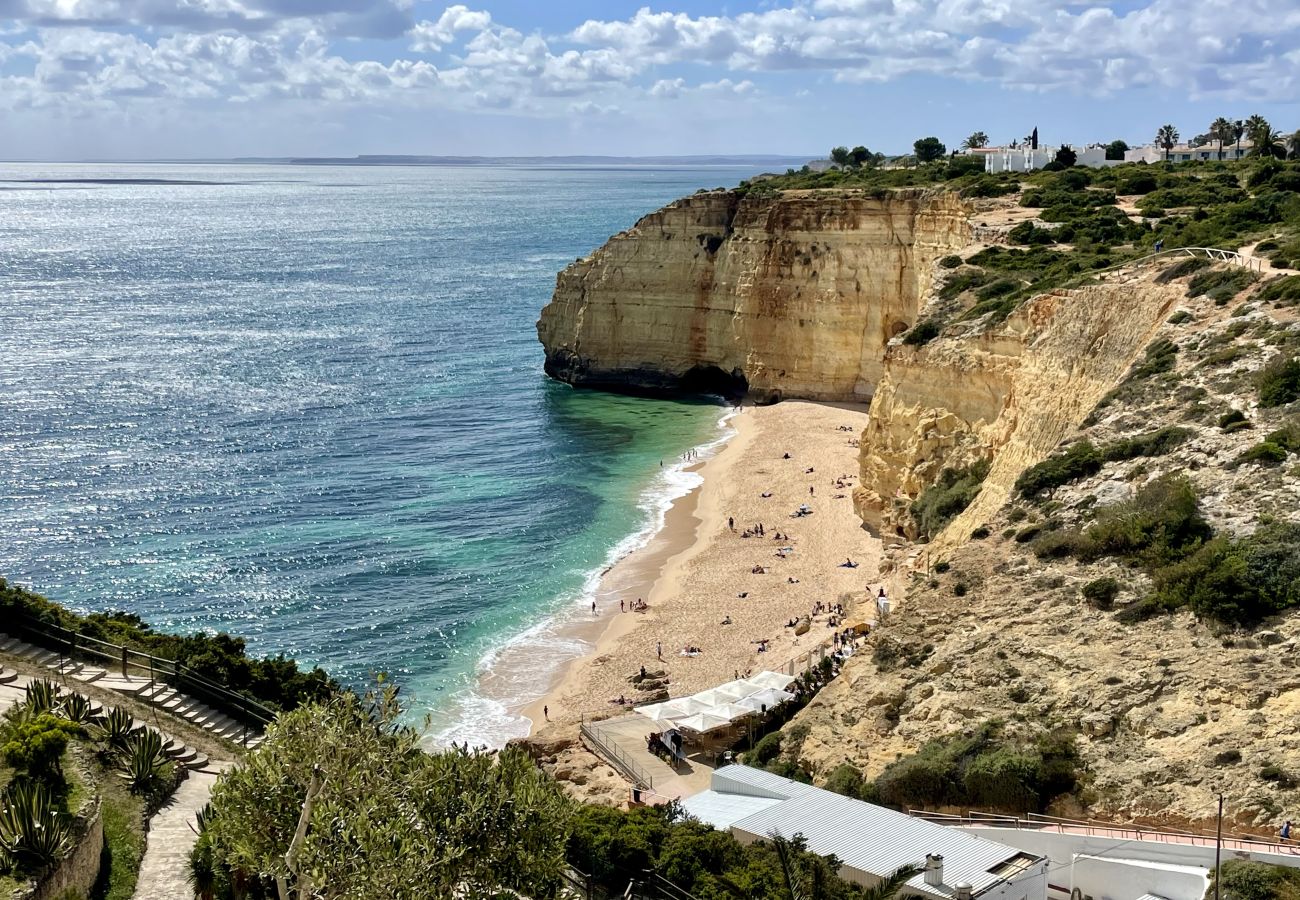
[
  {"xmin": 1027, "ymin": 475, "xmax": 1300, "ymax": 626},
  {"xmin": 0, "ymin": 578, "xmax": 335, "ymax": 713},
  {"xmin": 909, "ymin": 459, "xmax": 991, "ymax": 540},
  {"xmin": 784, "ymin": 721, "xmax": 1083, "ymax": 816},
  {"xmin": 0, "ymin": 678, "xmax": 180, "ymax": 899},
  {"xmin": 191, "ymin": 684, "xmax": 574, "ymax": 900}
]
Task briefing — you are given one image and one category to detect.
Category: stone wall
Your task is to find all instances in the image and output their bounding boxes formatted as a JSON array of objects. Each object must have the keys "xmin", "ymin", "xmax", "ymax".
[{"xmin": 29, "ymin": 800, "xmax": 104, "ymax": 900}]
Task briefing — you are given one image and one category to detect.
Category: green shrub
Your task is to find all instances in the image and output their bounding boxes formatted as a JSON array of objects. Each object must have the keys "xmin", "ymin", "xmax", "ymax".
[
  {"xmin": 1129, "ymin": 339, "xmax": 1180, "ymax": 381},
  {"xmin": 933, "ymin": 560, "xmax": 950, "ymax": 574},
  {"xmin": 1015, "ymin": 441, "xmax": 1103, "ymax": 497},
  {"xmin": 1214, "ymin": 860, "xmax": 1300, "ymax": 900},
  {"xmin": 1152, "ymin": 521, "xmax": 1300, "ymax": 625},
  {"xmin": 1187, "ymin": 268, "xmax": 1258, "ymax": 302},
  {"xmin": 1259, "ymin": 765, "xmax": 1298, "ymax": 789},
  {"xmin": 0, "ymin": 580, "xmax": 336, "ymax": 714},
  {"xmin": 1259, "ymin": 275, "xmax": 1300, "ymax": 308},
  {"xmin": 1081, "ymin": 577, "xmax": 1121, "ymax": 610},
  {"xmin": 873, "ymin": 722, "xmax": 1081, "ymax": 814},
  {"xmin": 971, "ymin": 525, "xmax": 991, "ymax": 539},
  {"xmin": 1236, "ymin": 442, "xmax": 1289, "ymax": 466},
  {"xmin": 902, "ymin": 318, "xmax": 943, "ymax": 346},
  {"xmin": 749, "ymin": 732, "xmax": 782, "ymax": 766},
  {"xmin": 1219, "ymin": 409, "xmax": 1249, "ymax": 430},
  {"xmin": 911, "ymin": 459, "xmax": 991, "ymax": 540},
  {"xmin": 939, "ymin": 254, "xmax": 962, "ymax": 268},
  {"xmin": 1102, "ymin": 426, "xmax": 1191, "ymax": 462},
  {"xmin": 975, "ymin": 278, "xmax": 1020, "ymax": 301},
  {"xmin": 822, "ymin": 763, "xmax": 869, "ymax": 800},
  {"xmin": 2, "ymin": 713, "xmax": 80, "ymax": 784},
  {"xmin": 1212, "ymin": 749, "xmax": 1242, "ymax": 766},
  {"xmin": 1257, "ymin": 354, "xmax": 1300, "ymax": 407},
  {"xmin": 1032, "ymin": 530, "xmax": 1090, "ymax": 560},
  {"xmin": 1014, "ymin": 525, "xmax": 1042, "ymax": 543},
  {"xmin": 1082, "ymin": 474, "xmax": 1211, "ymax": 566},
  {"xmin": 939, "ymin": 268, "xmax": 989, "ymax": 300}
]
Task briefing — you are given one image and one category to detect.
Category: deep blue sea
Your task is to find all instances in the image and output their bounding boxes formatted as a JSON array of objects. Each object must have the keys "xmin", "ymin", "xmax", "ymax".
[{"xmin": 0, "ymin": 162, "xmax": 759, "ymax": 745}]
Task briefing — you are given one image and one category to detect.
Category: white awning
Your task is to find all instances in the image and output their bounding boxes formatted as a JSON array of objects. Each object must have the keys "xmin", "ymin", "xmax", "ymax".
[
  {"xmin": 675, "ymin": 711, "xmax": 734, "ymax": 733},
  {"xmin": 746, "ymin": 671, "xmax": 797, "ymax": 691}
]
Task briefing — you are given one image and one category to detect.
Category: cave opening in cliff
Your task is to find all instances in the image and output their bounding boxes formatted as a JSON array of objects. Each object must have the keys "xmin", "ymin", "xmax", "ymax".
[{"xmin": 680, "ymin": 365, "xmax": 748, "ymax": 400}]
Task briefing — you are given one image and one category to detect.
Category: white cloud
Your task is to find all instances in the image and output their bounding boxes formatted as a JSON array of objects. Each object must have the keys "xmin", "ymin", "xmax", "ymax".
[{"xmin": 409, "ymin": 5, "xmax": 490, "ymax": 52}]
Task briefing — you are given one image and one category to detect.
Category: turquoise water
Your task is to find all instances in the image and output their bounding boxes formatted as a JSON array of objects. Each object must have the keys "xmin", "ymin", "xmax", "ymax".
[{"xmin": 0, "ymin": 163, "xmax": 754, "ymax": 744}]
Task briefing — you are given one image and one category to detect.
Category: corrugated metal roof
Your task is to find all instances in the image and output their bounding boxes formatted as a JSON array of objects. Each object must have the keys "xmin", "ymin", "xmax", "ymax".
[
  {"xmin": 698, "ymin": 767, "xmax": 1041, "ymax": 899},
  {"xmin": 709, "ymin": 764, "xmax": 820, "ymax": 800},
  {"xmin": 681, "ymin": 791, "xmax": 784, "ymax": 831}
]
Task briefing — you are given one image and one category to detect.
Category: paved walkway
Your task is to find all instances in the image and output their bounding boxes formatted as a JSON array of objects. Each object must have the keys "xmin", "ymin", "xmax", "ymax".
[{"xmin": 132, "ymin": 765, "xmax": 227, "ymax": 900}]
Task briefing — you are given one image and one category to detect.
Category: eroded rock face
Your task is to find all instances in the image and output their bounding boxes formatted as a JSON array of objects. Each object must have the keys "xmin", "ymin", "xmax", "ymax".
[
  {"xmin": 537, "ymin": 189, "xmax": 972, "ymax": 401},
  {"xmin": 856, "ymin": 274, "xmax": 1185, "ymax": 542}
]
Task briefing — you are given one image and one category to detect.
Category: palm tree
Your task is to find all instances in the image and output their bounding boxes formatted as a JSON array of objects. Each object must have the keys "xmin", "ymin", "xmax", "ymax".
[
  {"xmin": 1232, "ymin": 120, "xmax": 1245, "ymax": 158},
  {"xmin": 1156, "ymin": 124, "xmax": 1179, "ymax": 163},
  {"xmin": 1287, "ymin": 130, "xmax": 1300, "ymax": 161},
  {"xmin": 761, "ymin": 833, "xmax": 924, "ymax": 900},
  {"xmin": 1210, "ymin": 116, "xmax": 1233, "ymax": 161},
  {"xmin": 1244, "ymin": 115, "xmax": 1285, "ymax": 158},
  {"xmin": 962, "ymin": 131, "xmax": 990, "ymax": 150}
]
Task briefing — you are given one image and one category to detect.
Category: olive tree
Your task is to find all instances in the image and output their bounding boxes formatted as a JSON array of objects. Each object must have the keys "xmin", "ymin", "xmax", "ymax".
[{"xmin": 195, "ymin": 685, "xmax": 573, "ymax": 900}]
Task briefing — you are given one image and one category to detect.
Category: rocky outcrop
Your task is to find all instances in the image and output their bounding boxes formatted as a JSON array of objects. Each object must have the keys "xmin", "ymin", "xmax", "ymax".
[
  {"xmin": 538, "ymin": 189, "xmax": 971, "ymax": 401},
  {"xmin": 857, "ymin": 272, "xmax": 1186, "ymax": 543}
]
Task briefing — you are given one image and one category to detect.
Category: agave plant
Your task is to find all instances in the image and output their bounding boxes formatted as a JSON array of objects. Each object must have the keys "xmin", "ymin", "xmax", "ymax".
[
  {"xmin": 0, "ymin": 781, "xmax": 74, "ymax": 872},
  {"xmin": 22, "ymin": 679, "xmax": 61, "ymax": 715},
  {"xmin": 56, "ymin": 693, "xmax": 103, "ymax": 727},
  {"xmin": 97, "ymin": 707, "xmax": 136, "ymax": 752},
  {"xmin": 119, "ymin": 728, "xmax": 169, "ymax": 794}
]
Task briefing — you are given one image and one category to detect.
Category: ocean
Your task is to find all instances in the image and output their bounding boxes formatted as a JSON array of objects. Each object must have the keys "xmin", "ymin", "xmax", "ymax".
[{"xmin": 0, "ymin": 162, "xmax": 760, "ymax": 746}]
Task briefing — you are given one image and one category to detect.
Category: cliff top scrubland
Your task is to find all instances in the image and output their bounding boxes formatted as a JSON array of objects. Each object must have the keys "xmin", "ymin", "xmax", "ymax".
[{"xmin": 727, "ymin": 157, "xmax": 1300, "ymax": 833}]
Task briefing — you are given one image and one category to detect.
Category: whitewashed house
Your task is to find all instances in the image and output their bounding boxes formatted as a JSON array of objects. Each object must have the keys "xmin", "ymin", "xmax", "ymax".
[
  {"xmin": 982, "ymin": 145, "xmax": 1124, "ymax": 173},
  {"xmin": 1125, "ymin": 141, "xmax": 1254, "ymax": 163}
]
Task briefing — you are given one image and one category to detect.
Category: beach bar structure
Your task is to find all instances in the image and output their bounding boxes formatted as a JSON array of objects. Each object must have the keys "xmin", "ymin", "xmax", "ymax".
[{"xmin": 683, "ymin": 766, "xmax": 1049, "ymax": 899}]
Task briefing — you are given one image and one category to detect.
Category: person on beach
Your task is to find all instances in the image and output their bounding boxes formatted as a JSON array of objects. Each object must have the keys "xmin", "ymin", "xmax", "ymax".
[
  {"xmin": 728, "ymin": 516, "xmax": 734, "ymax": 531},
  {"xmin": 543, "ymin": 705, "xmax": 548, "ymax": 720},
  {"xmin": 591, "ymin": 601, "xmax": 597, "ymax": 615},
  {"xmin": 620, "ymin": 599, "xmax": 625, "ymax": 612},
  {"xmin": 657, "ymin": 641, "xmax": 663, "ymax": 660},
  {"xmin": 809, "ymin": 485, "xmax": 815, "ymax": 496}
]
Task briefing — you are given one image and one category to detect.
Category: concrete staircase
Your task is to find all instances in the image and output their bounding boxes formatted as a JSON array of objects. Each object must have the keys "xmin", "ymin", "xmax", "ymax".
[{"xmin": 0, "ymin": 634, "xmax": 264, "ymax": 757}]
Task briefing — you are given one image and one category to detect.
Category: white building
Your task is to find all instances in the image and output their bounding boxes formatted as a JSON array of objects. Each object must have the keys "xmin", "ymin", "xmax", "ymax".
[
  {"xmin": 982, "ymin": 145, "xmax": 1124, "ymax": 173},
  {"xmin": 681, "ymin": 766, "xmax": 1049, "ymax": 899},
  {"xmin": 1125, "ymin": 141, "xmax": 1254, "ymax": 164}
]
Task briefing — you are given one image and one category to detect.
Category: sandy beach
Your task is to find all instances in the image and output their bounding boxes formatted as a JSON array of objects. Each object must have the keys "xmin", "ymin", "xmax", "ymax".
[{"xmin": 526, "ymin": 399, "xmax": 882, "ymax": 737}]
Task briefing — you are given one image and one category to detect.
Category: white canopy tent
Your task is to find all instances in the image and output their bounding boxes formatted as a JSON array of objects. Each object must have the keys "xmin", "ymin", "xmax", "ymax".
[
  {"xmin": 675, "ymin": 711, "xmax": 733, "ymax": 734},
  {"xmin": 746, "ymin": 671, "xmax": 797, "ymax": 691},
  {"xmin": 634, "ymin": 673, "xmax": 796, "ymax": 731}
]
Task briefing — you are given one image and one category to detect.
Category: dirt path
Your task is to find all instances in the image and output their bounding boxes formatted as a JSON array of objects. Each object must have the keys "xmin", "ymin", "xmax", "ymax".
[{"xmin": 131, "ymin": 766, "xmax": 227, "ymax": 900}]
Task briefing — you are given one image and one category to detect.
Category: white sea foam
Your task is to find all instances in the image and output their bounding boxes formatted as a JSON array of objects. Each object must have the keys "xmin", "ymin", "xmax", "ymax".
[{"xmin": 429, "ymin": 405, "xmax": 739, "ymax": 749}]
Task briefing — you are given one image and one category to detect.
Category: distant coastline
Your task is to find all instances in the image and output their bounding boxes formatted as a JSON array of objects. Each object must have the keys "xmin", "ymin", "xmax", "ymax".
[{"xmin": 0, "ymin": 154, "xmax": 816, "ymax": 168}]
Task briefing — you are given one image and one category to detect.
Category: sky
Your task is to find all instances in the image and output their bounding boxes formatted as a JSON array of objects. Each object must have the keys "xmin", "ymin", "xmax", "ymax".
[{"xmin": 3, "ymin": 0, "xmax": 1300, "ymax": 159}]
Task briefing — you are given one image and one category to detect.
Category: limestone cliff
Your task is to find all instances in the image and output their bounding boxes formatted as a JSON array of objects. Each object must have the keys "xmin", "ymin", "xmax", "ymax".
[
  {"xmin": 537, "ymin": 189, "xmax": 971, "ymax": 401},
  {"xmin": 792, "ymin": 267, "xmax": 1300, "ymax": 830},
  {"xmin": 856, "ymin": 271, "xmax": 1186, "ymax": 545}
]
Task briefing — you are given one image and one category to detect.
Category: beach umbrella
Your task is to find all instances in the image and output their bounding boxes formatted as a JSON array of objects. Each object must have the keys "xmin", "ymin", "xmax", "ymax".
[
  {"xmin": 635, "ymin": 704, "xmax": 682, "ymax": 726},
  {"xmin": 675, "ymin": 711, "xmax": 732, "ymax": 733},
  {"xmin": 747, "ymin": 671, "xmax": 797, "ymax": 691},
  {"xmin": 706, "ymin": 702, "xmax": 756, "ymax": 721},
  {"xmin": 691, "ymin": 686, "xmax": 747, "ymax": 707},
  {"xmin": 711, "ymin": 680, "xmax": 754, "ymax": 701},
  {"xmin": 753, "ymin": 688, "xmax": 796, "ymax": 707},
  {"xmin": 656, "ymin": 697, "xmax": 710, "ymax": 718}
]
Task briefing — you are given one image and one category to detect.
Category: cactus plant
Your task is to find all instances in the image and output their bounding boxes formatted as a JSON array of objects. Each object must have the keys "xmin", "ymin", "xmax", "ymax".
[
  {"xmin": 97, "ymin": 707, "xmax": 136, "ymax": 751},
  {"xmin": 56, "ymin": 693, "xmax": 102, "ymax": 727},
  {"xmin": 22, "ymin": 679, "xmax": 60, "ymax": 715}
]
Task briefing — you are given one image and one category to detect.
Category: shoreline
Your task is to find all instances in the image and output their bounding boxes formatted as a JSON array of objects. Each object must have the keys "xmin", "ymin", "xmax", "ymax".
[
  {"xmin": 431, "ymin": 405, "xmax": 738, "ymax": 748},
  {"xmin": 526, "ymin": 400, "xmax": 882, "ymax": 741}
]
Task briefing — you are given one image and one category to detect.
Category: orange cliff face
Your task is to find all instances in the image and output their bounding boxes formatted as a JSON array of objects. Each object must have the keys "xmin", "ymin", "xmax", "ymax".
[{"xmin": 536, "ymin": 189, "xmax": 973, "ymax": 402}]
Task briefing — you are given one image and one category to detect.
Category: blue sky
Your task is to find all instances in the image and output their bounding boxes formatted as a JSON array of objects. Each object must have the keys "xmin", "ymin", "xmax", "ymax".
[{"xmin": 2, "ymin": 0, "xmax": 1299, "ymax": 159}]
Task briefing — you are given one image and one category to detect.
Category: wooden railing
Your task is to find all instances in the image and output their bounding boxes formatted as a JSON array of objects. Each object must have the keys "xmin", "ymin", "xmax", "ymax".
[{"xmin": 4, "ymin": 615, "xmax": 275, "ymax": 730}]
